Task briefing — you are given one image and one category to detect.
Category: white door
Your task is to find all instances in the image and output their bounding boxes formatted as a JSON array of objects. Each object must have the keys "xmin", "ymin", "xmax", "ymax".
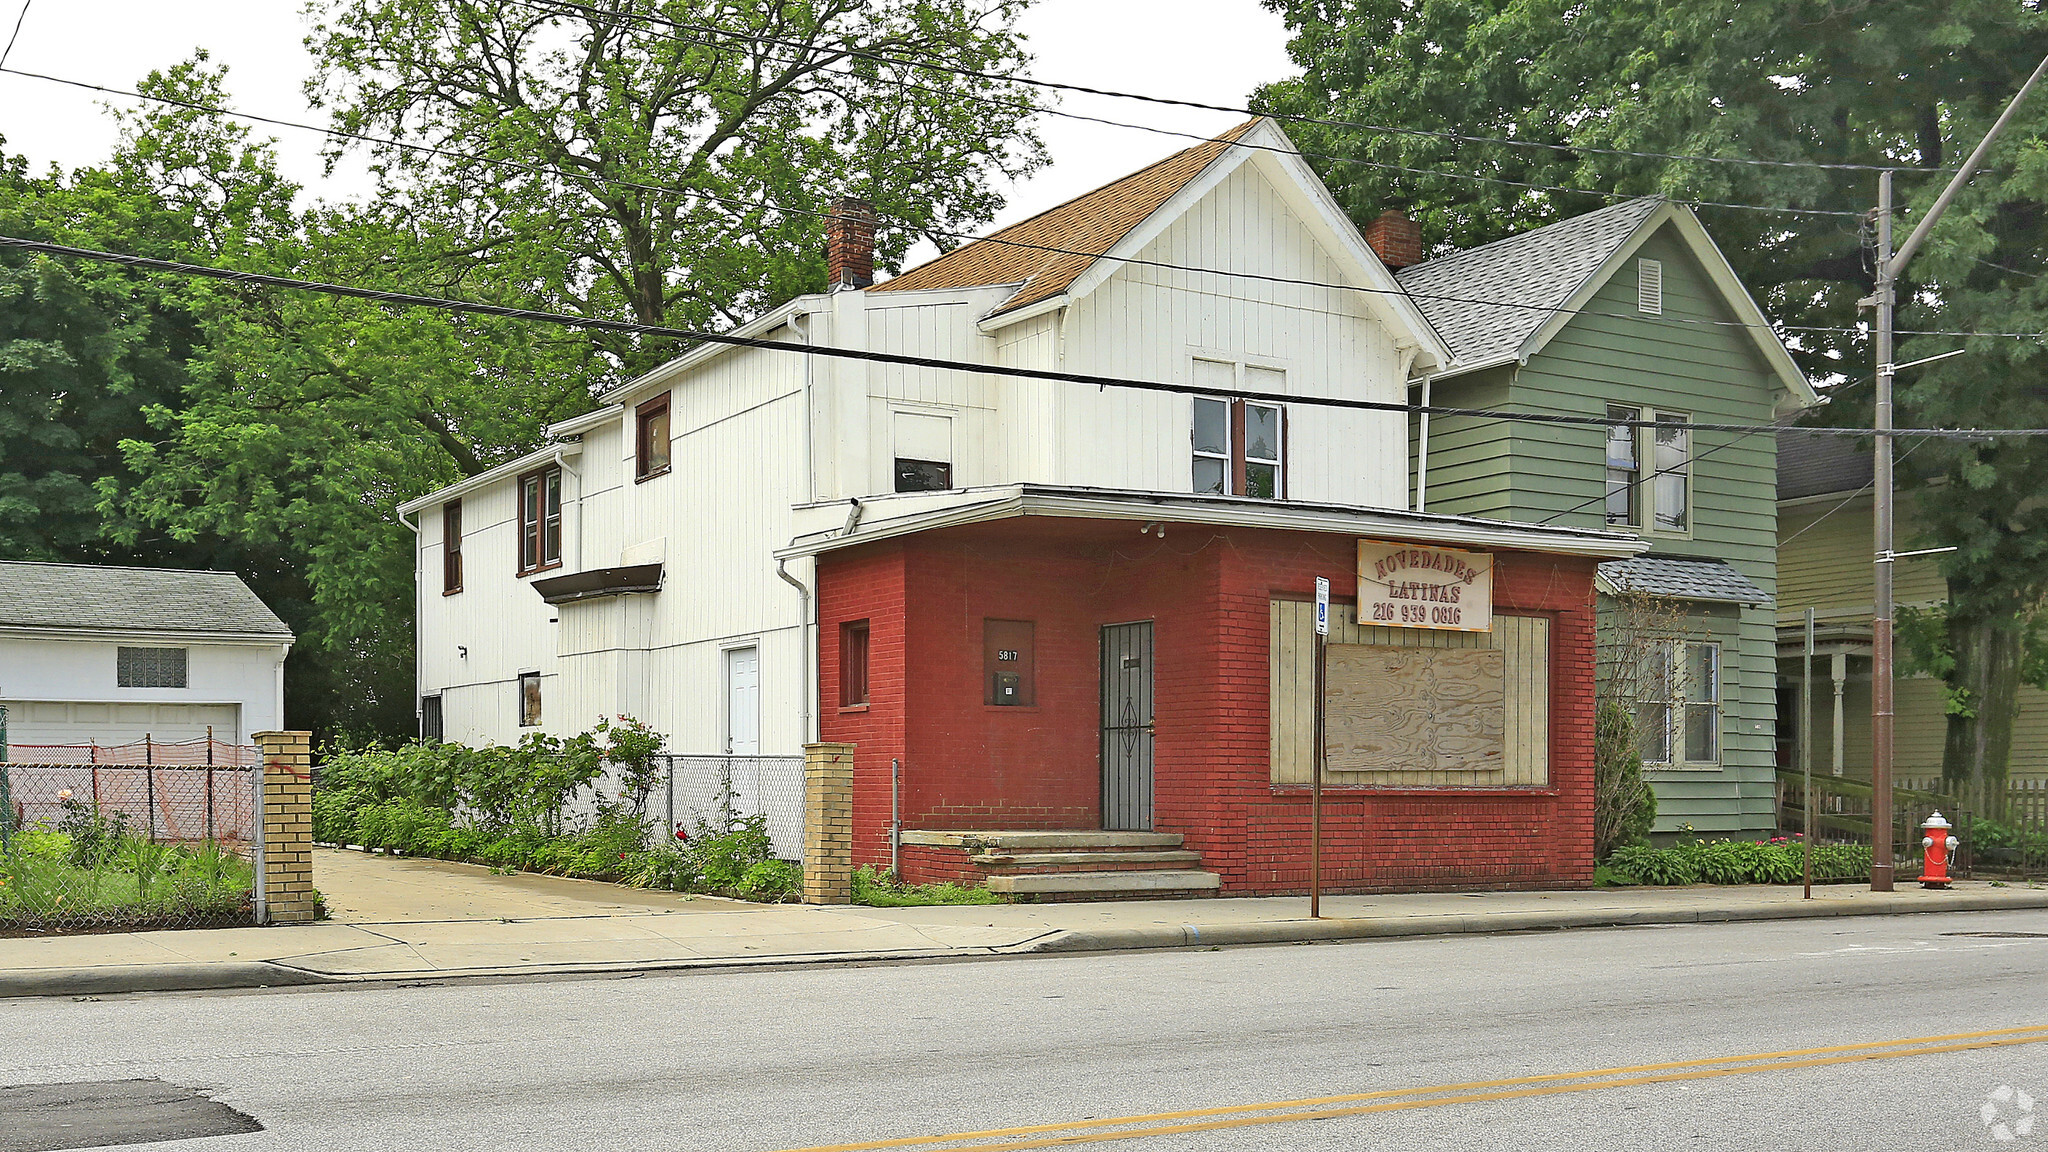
[{"xmin": 724, "ymin": 647, "xmax": 760, "ymax": 756}]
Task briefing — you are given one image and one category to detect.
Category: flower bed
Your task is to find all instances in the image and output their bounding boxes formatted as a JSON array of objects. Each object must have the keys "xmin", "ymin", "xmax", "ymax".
[{"xmin": 0, "ymin": 815, "xmax": 255, "ymax": 935}]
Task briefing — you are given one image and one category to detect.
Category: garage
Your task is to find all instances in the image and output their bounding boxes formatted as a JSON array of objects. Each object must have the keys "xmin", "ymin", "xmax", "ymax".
[{"xmin": 2, "ymin": 700, "xmax": 244, "ymax": 751}]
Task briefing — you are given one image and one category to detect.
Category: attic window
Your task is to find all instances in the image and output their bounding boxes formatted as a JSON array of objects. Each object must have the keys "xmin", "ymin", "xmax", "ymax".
[{"xmin": 1637, "ymin": 259, "xmax": 1664, "ymax": 315}]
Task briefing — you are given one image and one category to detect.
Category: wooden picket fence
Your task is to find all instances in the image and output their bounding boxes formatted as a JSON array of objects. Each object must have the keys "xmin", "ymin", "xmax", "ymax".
[{"xmin": 1779, "ymin": 773, "xmax": 2048, "ymax": 878}]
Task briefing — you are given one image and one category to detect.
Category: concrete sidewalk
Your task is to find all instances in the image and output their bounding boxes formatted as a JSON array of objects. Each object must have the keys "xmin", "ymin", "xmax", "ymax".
[{"xmin": 5, "ymin": 847, "xmax": 2047, "ymax": 997}]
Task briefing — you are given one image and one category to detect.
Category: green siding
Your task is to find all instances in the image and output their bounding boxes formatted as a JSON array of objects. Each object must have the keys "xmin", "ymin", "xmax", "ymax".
[{"xmin": 1423, "ymin": 223, "xmax": 1790, "ymax": 838}]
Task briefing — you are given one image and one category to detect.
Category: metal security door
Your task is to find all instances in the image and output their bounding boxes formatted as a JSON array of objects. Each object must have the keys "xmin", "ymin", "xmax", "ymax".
[{"xmin": 1100, "ymin": 622, "xmax": 1155, "ymax": 831}]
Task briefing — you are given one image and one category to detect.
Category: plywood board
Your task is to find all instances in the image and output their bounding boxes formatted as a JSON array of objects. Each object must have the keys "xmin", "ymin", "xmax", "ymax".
[{"xmin": 1324, "ymin": 644, "xmax": 1506, "ymax": 774}]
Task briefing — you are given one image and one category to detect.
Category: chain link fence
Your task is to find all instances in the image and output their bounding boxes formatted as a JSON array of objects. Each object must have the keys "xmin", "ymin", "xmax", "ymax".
[
  {"xmin": 656, "ymin": 755, "xmax": 804, "ymax": 862},
  {"xmin": 2, "ymin": 757, "xmax": 261, "ymax": 934}
]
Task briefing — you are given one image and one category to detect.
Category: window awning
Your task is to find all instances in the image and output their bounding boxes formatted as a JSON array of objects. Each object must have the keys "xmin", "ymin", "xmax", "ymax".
[
  {"xmin": 1596, "ymin": 556, "xmax": 1771, "ymax": 607},
  {"xmin": 529, "ymin": 563, "xmax": 664, "ymax": 606}
]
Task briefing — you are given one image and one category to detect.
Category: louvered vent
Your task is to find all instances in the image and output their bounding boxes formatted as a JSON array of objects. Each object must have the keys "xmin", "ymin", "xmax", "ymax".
[{"xmin": 1637, "ymin": 258, "xmax": 1664, "ymax": 315}]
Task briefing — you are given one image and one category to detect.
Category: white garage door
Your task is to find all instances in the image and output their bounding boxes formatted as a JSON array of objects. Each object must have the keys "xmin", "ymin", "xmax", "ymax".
[{"xmin": 3, "ymin": 700, "xmax": 243, "ymax": 750}]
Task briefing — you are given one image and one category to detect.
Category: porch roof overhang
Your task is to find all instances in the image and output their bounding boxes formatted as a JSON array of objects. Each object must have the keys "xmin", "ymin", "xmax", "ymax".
[
  {"xmin": 528, "ymin": 563, "xmax": 664, "ymax": 606},
  {"xmin": 775, "ymin": 484, "xmax": 1649, "ymax": 561}
]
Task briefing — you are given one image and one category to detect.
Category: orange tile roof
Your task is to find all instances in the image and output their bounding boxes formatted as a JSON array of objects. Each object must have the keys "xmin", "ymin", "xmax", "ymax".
[{"xmin": 869, "ymin": 118, "xmax": 1263, "ymax": 316}]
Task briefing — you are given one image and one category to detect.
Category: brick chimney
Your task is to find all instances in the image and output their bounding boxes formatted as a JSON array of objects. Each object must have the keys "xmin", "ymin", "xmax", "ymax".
[
  {"xmin": 1364, "ymin": 208, "xmax": 1423, "ymax": 270},
  {"xmin": 826, "ymin": 197, "xmax": 878, "ymax": 291}
]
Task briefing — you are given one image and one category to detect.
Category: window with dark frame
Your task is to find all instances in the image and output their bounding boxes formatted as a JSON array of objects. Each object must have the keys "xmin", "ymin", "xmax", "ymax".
[
  {"xmin": 840, "ymin": 620, "xmax": 871, "ymax": 707},
  {"xmin": 518, "ymin": 672, "xmax": 542, "ymax": 726},
  {"xmin": 983, "ymin": 619, "xmax": 1036, "ymax": 706},
  {"xmin": 894, "ymin": 458, "xmax": 952, "ymax": 492},
  {"xmin": 636, "ymin": 392, "xmax": 671, "ymax": 481},
  {"xmin": 442, "ymin": 500, "xmax": 463, "ymax": 594},
  {"xmin": 1605, "ymin": 405, "xmax": 1640, "ymax": 526},
  {"xmin": 117, "ymin": 647, "xmax": 188, "ymax": 688},
  {"xmin": 420, "ymin": 695, "xmax": 444, "ymax": 742},
  {"xmin": 1191, "ymin": 395, "xmax": 1284, "ymax": 499},
  {"xmin": 518, "ymin": 467, "xmax": 563, "ymax": 575}
]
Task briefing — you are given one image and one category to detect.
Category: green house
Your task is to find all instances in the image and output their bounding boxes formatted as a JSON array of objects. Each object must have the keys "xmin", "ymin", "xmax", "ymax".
[{"xmin": 1393, "ymin": 198, "xmax": 1818, "ymax": 839}]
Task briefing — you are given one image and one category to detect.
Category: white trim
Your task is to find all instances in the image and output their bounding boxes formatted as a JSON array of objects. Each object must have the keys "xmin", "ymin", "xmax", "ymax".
[
  {"xmin": 544, "ymin": 404, "xmax": 624, "ymax": 440},
  {"xmin": 593, "ymin": 296, "xmax": 819, "ymax": 406},
  {"xmin": 397, "ymin": 442, "xmax": 583, "ymax": 517},
  {"xmin": 976, "ymin": 293, "xmax": 1067, "ymax": 333},
  {"xmin": 1499, "ymin": 202, "xmax": 1816, "ymax": 406},
  {"xmin": 777, "ymin": 484, "xmax": 1647, "ymax": 560},
  {"xmin": 0, "ymin": 625, "xmax": 292, "ymax": 647}
]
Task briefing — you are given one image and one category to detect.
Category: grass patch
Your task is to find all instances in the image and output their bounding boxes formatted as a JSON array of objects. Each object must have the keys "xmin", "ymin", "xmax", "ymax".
[
  {"xmin": 0, "ymin": 827, "xmax": 255, "ymax": 932},
  {"xmin": 851, "ymin": 865, "xmax": 1003, "ymax": 906}
]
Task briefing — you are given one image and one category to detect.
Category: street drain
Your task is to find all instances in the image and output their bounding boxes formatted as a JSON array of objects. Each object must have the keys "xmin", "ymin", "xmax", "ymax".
[
  {"xmin": 0, "ymin": 1079, "xmax": 261, "ymax": 1151},
  {"xmin": 1942, "ymin": 931, "xmax": 2048, "ymax": 939}
]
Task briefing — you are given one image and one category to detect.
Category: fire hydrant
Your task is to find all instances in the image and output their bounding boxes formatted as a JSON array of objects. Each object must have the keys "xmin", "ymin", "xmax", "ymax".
[{"xmin": 1921, "ymin": 811, "xmax": 1956, "ymax": 889}]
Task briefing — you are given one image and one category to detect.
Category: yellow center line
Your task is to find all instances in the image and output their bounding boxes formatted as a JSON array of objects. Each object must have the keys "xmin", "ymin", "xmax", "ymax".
[{"xmin": 766, "ymin": 1024, "xmax": 2048, "ymax": 1152}]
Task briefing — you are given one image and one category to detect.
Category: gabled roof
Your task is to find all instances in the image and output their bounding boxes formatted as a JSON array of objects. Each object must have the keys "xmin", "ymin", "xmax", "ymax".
[
  {"xmin": 0, "ymin": 562, "xmax": 294, "ymax": 639},
  {"xmin": 1597, "ymin": 556, "xmax": 1772, "ymax": 607},
  {"xmin": 870, "ymin": 120, "xmax": 1263, "ymax": 316},
  {"xmin": 1397, "ymin": 198, "xmax": 1664, "ymax": 368},
  {"xmin": 1397, "ymin": 198, "xmax": 1817, "ymax": 406}
]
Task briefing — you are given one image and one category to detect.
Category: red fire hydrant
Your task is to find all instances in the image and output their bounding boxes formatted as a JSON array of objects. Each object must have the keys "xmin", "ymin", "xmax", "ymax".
[{"xmin": 1920, "ymin": 811, "xmax": 1955, "ymax": 889}]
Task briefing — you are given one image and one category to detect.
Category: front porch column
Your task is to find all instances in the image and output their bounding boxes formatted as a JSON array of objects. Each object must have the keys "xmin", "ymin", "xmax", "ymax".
[{"xmin": 1830, "ymin": 652, "xmax": 1847, "ymax": 777}]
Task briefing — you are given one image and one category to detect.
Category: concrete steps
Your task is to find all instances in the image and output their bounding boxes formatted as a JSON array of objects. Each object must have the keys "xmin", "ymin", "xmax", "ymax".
[{"xmin": 901, "ymin": 829, "xmax": 1222, "ymax": 901}]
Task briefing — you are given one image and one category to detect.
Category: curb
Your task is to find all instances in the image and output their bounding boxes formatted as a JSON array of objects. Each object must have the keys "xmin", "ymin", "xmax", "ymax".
[
  {"xmin": 0, "ymin": 962, "xmax": 331, "ymax": 999},
  {"xmin": 1027, "ymin": 890, "xmax": 2048, "ymax": 953}
]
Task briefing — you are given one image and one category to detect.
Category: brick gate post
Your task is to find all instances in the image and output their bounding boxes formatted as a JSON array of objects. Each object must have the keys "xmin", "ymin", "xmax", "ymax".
[
  {"xmin": 803, "ymin": 742, "xmax": 855, "ymax": 904},
  {"xmin": 253, "ymin": 731, "xmax": 317, "ymax": 925}
]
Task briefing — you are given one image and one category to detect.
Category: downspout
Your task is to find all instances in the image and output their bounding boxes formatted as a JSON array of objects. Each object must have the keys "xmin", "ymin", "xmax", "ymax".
[
  {"xmin": 396, "ymin": 505, "xmax": 424, "ymax": 737},
  {"xmin": 552, "ymin": 448, "xmax": 583, "ymax": 571},
  {"xmin": 775, "ymin": 557, "xmax": 816, "ymax": 745}
]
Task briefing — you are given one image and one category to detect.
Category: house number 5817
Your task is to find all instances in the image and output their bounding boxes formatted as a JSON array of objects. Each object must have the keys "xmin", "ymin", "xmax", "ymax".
[{"xmin": 996, "ymin": 650, "xmax": 1019, "ymax": 661}]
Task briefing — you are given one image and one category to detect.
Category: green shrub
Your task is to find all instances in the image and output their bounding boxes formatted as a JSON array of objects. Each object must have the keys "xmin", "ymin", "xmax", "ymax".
[
  {"xmin": 1606, "ymin": 837, "xmax": 1869, "ymax": 886},
  {"xmin": 737, "ymin": 860, "xmax": 803, "ymax": 902},
  {"xmin": 689, "ymin": 813, "xmax": 774, "ymax": 892},
  {"xmin": 850, "ymin": 865, "xmax": 1003, "ymax": 907},
  {"xmin": 625, "ymin": 844, "xmax": 700, "ymax": 892},
  {"xmin": 1607, "ymin": 844, "xmax": 1697, "ymax": 886},
  {"xmin": 1594, "ymin": 702, "xmax": 1657, "ymax": 858}
]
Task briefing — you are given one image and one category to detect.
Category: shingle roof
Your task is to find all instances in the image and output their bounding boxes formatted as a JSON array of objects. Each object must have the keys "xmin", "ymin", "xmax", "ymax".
[
  {"xmin": 1597, "ymin": 556, "xmax": 1772, "ymax": 606},
  {"xmin": 1778, "ymin": 429, "xmax": 1872, "ymax": 500},
  {"xmin": 0, "ymin": 562, "xmax": 294, "ymax": 638},
  {"xmin": 869, "ymin": 119, "xmax": 1262, "ymax": 317},
  {"xmin": 1396, "ymin": 197, "xmax": 1666, "ymax": 368}
]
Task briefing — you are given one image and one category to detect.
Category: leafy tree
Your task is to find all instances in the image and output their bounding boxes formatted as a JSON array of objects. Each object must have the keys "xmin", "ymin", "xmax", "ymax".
[
  {"xmin": 307, "ymin": 0, "xmax": 1048, "ymax": 376},
  {"xmin": 1256, "ymin": 0, "xmax": 2048, "ymax": 786}
]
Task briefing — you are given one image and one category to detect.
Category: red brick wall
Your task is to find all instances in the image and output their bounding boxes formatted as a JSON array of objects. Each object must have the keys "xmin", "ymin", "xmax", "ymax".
[{"xmin": 817, "ymin": 519, "xmax": 1600, "ymax": 892}]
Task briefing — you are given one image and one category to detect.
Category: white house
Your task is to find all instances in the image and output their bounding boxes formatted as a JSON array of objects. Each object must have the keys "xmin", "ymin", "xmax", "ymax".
[
  {"xmin": 0, "ymin": 561, "xmax": 293, "ymax": 753},
  {"xmin": 400, "ymin": 119, "xmax": 1647, "ymax": 895},
  {"xmin": 401, "ymin": 117, "xmax": 1458, "ymax": 753}
]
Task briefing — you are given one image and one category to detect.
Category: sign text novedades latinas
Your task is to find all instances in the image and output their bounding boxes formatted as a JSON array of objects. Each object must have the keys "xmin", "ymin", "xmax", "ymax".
[{"xmin": 1355, "ymin": 541, "xmax": 1494, "ymax": 632}]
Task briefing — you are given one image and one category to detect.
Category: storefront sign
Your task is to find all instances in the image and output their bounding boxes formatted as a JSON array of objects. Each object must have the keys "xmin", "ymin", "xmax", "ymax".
[{"xmin": 1356, "ymin": 540, "xmax": 1493, "ymax": 632}]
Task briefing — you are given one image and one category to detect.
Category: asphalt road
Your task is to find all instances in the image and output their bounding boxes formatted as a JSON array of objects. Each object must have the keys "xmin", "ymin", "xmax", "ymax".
[{"xmin": 6, "ymin": 909, "xmax": 2048, "ymax": 1151}]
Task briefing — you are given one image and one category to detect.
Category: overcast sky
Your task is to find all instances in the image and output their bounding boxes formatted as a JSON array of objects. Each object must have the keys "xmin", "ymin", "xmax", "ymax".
[{"xmin": 0, "ymin": 0, "xmax": 1297, "ymax": 236}]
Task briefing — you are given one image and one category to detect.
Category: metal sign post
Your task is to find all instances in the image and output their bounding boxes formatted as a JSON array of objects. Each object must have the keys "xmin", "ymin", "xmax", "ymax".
[
  {"xmin": 1802, "ymin": 608, "xmax": 1815, "ymax": 900},
  {"xmin": 1311, "ymin": 577, "xmax": 1329, "ymax": 919}
]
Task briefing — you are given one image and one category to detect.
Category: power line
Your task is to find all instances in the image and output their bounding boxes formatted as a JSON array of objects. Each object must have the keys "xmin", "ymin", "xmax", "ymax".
[
  {"xmin": 12, "ymin": 64, "xmax": 2043, "ymax": 345},
  {"xmin": 0, "ymin": 0, "xmax": 31, "ymax": 69},
  {"xmin": 513, "ymin": 0, "xmax": 1866, "ymax": 220},
  {"xmin": 513, "ymin": 0, "xmax": 1946, "ymax": 177},
  {"xmin": 4, "ymin": 230, "xmax": 2042, "ymax": 443}
]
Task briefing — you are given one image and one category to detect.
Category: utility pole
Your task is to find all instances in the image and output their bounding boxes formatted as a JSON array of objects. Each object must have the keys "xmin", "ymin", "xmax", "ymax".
[{"xmin": 1866, "ymin": 53, "xmax": 2048, "ymax": 892}]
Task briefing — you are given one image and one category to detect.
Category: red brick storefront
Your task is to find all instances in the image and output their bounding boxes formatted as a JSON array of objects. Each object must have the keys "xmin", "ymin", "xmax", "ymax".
[{"xmin": 815, "ymin": 511, "xmax": 1607, "ymax": 894}]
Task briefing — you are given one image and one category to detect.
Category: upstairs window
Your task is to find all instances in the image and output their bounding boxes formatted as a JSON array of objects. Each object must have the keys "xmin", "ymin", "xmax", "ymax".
[
  {"xmin": 118, "ymin": 647, "xmax": 187, "ymax": 688},
  {"xmin": 1651, "ymin": 412, "xmax": 1691, "ymax": 532},
  {"xmin": 893, "ymin": 411, "xmax": 955, "ymax": 493},
  {"xmin": 840, "ymin": 620, "xmax": 871, "ymax": 707},
  {"xmin": 442, "ymin": 500, "xmax": 463, "ymax": 594},
  {"xmin": 1638, "ymin": 641, "xmax": 1718, "ymax": 766},
  {"xmin": 1191, "ymin": 389, "xmax": 1286, "ymax": 499},
  {"xmin": 636, "ymin": 392, "xmax": 671, "ymax": 481},
  {"xmin": 518, "ymin": 467, "xmax": 563, "ymax": 575},
  {"xmin": 1604, "ymin": 405, "xmax": 1640, "ymax": 526}
]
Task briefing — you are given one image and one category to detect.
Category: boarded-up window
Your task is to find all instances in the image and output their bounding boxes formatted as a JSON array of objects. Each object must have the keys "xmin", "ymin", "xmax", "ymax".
[
  {"xmin": 1268, "ymin": 599, "xmax": 1550, "ymax": 787},
  {"xmin": 841, "ymin": 620, "xmax": 871, "ymax": 707},
  {"xmin": 894, "ymin": 411, "xmax": 954, "ymax": 492}
]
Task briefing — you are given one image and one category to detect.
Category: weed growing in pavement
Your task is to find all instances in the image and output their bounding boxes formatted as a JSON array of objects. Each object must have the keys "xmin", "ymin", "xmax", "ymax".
[{"xmin": 851, "ymin": 866, "xmax": 1003, "ymax": 907}]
